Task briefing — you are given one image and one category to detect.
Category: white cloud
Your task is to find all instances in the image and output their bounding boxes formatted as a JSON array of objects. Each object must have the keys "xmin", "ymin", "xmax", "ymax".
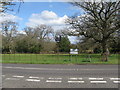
[
  {"xmin": 17, "ymin": 31, "xmax": 26, "ymax": 35},
  {"xmin": 41, "ymin": 10, "xmax": 58, "ymax": 19},
  {"xmin": 26, "ymin": 10, "xmax": 68, "ymax": 30},
  {"xmin": 0, "ymin": 13, "xmax": 22, "ymax": 24}
]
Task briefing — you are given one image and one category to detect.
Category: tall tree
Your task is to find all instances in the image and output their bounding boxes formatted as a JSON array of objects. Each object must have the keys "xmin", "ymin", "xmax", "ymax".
[
  {"xmin": 15, "ymin": 34, "xmax": 42, "ymax": 53},
  {"xmin": 68, "ymin": 1, "xmax": 120, "ymax": 61},
  {"xmin": 0, "ymin": 31, "xmax": 2, "ymax": 53},
  {"xmin": 34, "ymin": 24, "xmax": 53, "ymax": 41},
  {"xmin": 57, "ymin": 36, "xmax": 70, "ymax": 53},
  {"xmin": 23, "ymin": 25, "xmax": 53, "ymax": 53},
  {"xmin": 0, "ymin": 0, "xmax": 15, "ymax": 12},
  {"xmin": 0, "ymin": 0, "xmax": 23, "ymax": 13},
  {"xmin": 2, "ymin": 20, "xmax": 18, "ymax": 53}
]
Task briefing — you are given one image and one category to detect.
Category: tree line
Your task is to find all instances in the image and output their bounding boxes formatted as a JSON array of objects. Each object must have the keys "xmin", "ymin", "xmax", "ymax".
[
  {"xmin": 1, "ymin": 19, "xmax": 119, "ymax": 55},
  {"xmin": 0, "ymin": 0, "xmax": 120, "ymax": 62},
  {"xmin": 1, "ymin": 20, "xmax": 71, "ymax": 54}
]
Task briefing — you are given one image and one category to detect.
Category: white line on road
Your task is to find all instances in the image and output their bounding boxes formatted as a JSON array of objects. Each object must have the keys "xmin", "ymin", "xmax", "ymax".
[
  {"xmin": 3, "ymin": 66, "xmax": 118, "ymax": 71},
  {"xmin": 89, "ymin": 78, "xmax": 103, "ymax": 80},
  {"xmin": 26, "ymin": 79, "xmax": 40, "ymax": 82},
  {"xmin": 29, "ymin": 76, "xmax": 39, "ymax": 79},
  {"xmin": 5, "ymin": 78, "xmax": 20, "ymax": 80},
  {"xmin": 2, "ymin": 75, "xmax": 5, "ymax": 77},
  {"xmin": 5, "ymin": 67, "xmax": 25, "ymax": 69},
  {"xmin": 69, "ymin": 78, "xmax": 83, "ymax": 80},
  {"xmin": 13, "ymin": 75, "xmax": 24, "ymax": 78},
  {"xmin": 90, "ymin": 81, "xmax": 107, "ymax": 84},
  {"xmin": 48, "ymin": 77, "xmax": 62, "ymax": 80},
  {"xmin": 113, "ymin": 81, "xmax": 120, "ymax": 84},
  {"xmin": 110, "ymin": 78, "xmax": 120, "ymax": 80},
  {"xmin": 46, "ymin": 80, "xmax": 62, "ymax": 83},
  {"xmin": 68, "ymin": 81, "xmax": 84, "ymax": 83},
  {"xmin": 4, "ymin": 66, "xmax": 76, "ymax": 71}
]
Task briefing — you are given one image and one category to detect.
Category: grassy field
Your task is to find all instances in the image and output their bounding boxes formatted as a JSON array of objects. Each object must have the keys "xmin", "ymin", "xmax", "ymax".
[{"xmin": 1, "ymin": 54, "xmax": 119, "ymax": 64}]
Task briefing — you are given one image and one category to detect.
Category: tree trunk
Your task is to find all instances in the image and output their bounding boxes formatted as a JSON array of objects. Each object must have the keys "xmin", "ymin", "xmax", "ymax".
[
  {"xmin": 9, "ymin": 44, "xmax": 13, "ymax": 54},
  {"xmin": 101, "ymin": 42, "xmax": 109, "ymax": 62}
]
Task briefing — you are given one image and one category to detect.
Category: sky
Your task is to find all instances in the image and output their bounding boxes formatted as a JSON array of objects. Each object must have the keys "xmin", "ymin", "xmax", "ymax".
[
  {"xmin": 0, "ymin": 2, "xmax": 84, "ymax": 43},
  {"xmin": 12, "ymin": 2, "xmax": 83, "ymax": 30}
]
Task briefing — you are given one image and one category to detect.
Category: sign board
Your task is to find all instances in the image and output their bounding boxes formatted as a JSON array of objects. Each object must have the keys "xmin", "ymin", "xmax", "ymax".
[{"xmin": 70, "ymin": 49, "xmax": 78, "ymax": 54}]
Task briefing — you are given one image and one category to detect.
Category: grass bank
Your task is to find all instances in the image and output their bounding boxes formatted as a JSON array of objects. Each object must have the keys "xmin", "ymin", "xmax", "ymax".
[{"xmin": 1, "ymin": 54, "xmax": 119, "ymax": 64}]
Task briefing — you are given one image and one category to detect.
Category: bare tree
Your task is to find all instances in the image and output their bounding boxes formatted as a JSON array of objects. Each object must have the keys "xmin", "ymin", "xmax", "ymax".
[
  {"xmin": 2, "ymin": 20, "xmax": 18, "ymax": 53},
  {"xmin": 24, "ymin": 25, "xmax": 54, "ymax": 53},
  {"xmin": 34, "ymin": 25, "xmax": 53, "ymax": 40},
  {"xmin": 0, "ymin": 31, "xmax": 2, "ymax": 53},
  {"xmin": 0, "ymin": 0, "xmax": 23, "ymax": 13},
  {"xmin": 0, "ymin": 0, "xmax": 15, "ymax": 12},
  {"xmin": 68, "ymin": 1, "xmax": 120, "ymax": 61},
  {"xmin": 25, "ymin": 25, "xmax": 53, "ymax": 41}
]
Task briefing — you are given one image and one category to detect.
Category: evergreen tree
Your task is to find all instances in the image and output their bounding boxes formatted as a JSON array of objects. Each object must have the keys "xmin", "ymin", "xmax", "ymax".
[{"xmin": 58, "ymin": 36, "xmax": 70, "ymax": 53}]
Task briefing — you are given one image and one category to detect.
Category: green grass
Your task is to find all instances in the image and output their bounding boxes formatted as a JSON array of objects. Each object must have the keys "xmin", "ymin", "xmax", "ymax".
[{"xmin": 1, "ymin": 54, "xmax": 119, "ymax": 64}]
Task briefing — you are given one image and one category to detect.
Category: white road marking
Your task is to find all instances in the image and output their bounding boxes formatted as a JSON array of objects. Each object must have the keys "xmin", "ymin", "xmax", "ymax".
[
  {"xmin": 26, "ymin": 79, "xmax": 40, "ymax": 82},
  {"xmin": 46, "ymin": 80, "xmax": 62, "ymax": 83},
  {"xmin": 90, "ymin": 81, "xmax": 107, "ymax": 84},
  {"xmin": 13, "ymin": 75, "xmax": 24, "ymax": 78},
  {"xmin": 3, "ymin": 66, "xmax": 117, "ymax": 71},
  {"xmin": 5, "ymin": 78, "xmax": 20, "ymax": 80},
  {"xmin": 4, "ymin": 67, "xmax": 76, "ymax": 71},
  {"xmin": 29, "ymin": 76, "xmax": 39, "ymax": 79},
  {"xmin": 113, "ymin": 81, "xmax": 120, "ymax": 84},
  {"xmin": 48, "ymin": 77, "xmax": 62, "ymax": 79},
  {"xmin": 69, "ymin": 78, "xmax": 82, "ymax": 80},
  {"xmin": 68, "ymin": 81, "xmax": 84, "ymax": 83},
  {"xmin": 5, "ymin": 67, "xmax": 25, "ymax": 69},
  {"xmin": 2, "ymin": 75, "xmax": 5, "ymax": 77},
  {"xmin": 89, "ymin": 78, "xmax": 103, "ymax": 80},
  {"xmin": 110, "ymin": 78, "xmax": 120, "ymax": 80}
]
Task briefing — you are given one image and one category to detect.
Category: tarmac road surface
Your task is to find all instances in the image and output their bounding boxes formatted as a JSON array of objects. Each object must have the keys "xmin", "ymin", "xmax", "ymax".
[{"xmin": 1, "ymin": 64, "xmax": 119, "ymax": 88}]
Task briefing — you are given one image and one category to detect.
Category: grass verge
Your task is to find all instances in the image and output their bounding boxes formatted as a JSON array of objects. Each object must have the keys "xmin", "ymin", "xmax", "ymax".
[{"xmin": 1, "ymin": 54, "xmax": 119, "ymax": 64}]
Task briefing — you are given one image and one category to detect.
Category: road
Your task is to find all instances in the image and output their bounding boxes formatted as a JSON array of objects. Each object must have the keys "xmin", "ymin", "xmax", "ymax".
[{"xmin": 1, "ymin": 64, "xmax": 119, "ymax": 88}]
